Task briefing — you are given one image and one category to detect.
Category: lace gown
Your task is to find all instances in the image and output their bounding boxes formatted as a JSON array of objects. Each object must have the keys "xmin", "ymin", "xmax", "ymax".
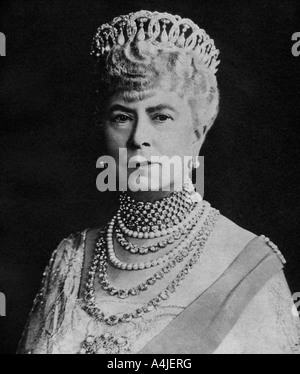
[{"xmin": 18, "ymin": 213, "xmax": 300, "ymax": 354}]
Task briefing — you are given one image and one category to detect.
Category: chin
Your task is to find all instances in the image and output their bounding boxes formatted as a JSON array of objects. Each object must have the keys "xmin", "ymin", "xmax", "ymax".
[
  {"xmin": 127, "ymin": 175, "xmax": 163, "ymax": 192},
  {"xmin": 126, "ymin": 166, "xmax": 186, "ymax": 192}
]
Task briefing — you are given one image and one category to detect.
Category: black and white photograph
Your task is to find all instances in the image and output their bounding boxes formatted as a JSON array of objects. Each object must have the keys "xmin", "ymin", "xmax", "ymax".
[{"xmin": 0, "ymin": 0, "xmax": 300, "ymax": 355}]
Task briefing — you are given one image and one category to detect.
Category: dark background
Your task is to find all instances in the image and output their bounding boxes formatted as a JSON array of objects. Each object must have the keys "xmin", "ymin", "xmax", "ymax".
[{"xmin": 0, "ymin": 0, "xmax": 299, "ymax": 354}]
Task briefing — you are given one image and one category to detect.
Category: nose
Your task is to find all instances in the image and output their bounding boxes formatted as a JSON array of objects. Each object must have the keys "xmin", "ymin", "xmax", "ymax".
[{"xmin": 129, "ymin": 114, "xmax": 152, "ymax": 149}]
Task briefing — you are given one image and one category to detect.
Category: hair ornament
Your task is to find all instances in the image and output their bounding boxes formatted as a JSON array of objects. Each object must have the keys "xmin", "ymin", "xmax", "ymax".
[{"xmin": 91, "ymin": 10, "xmax": 220, "ymax": 74}]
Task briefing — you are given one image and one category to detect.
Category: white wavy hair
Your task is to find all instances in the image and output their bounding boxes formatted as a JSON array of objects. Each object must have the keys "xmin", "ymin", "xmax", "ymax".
[{"xmin": 93, "ymin": 37, "xmax": 219, "ymax": 136}]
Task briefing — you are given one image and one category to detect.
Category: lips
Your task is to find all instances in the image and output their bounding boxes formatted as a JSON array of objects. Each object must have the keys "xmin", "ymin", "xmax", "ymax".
[{"xmin": 128, "ymin": 156, "xmax": 161, "ymax": 168}]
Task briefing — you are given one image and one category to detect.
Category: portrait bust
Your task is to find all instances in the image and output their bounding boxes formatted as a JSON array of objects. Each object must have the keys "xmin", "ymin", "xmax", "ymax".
[{"xmin": 16, "ymin": 10, "xmax": 300, "ymax": 354}]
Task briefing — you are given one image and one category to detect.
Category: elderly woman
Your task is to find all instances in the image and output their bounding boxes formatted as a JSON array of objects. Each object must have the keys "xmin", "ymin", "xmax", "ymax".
[{"xmin": 18, "ymin": 10, "xmax": 300, "ymax": 354}]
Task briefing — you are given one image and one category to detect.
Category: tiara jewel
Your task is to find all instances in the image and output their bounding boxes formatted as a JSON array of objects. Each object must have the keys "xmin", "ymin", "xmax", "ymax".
[{"xmin": 91, "ymin": 10, "xmax": 220, "ymax": 74}]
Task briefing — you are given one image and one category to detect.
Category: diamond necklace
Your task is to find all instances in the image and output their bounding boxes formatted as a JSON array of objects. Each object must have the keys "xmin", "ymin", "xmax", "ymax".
[
  {"xmin": 117, "ymin": 179, "xmax": 202, "ymax": 238},
  {"xmin": 107, "ymin": 202, "xmax": 207, "ymax": 270},
  {"xmin": 99, "ymin": 202, "xmax": 212, "ymax": 299},
  {"xmin": 83, "ymin": 207, "xmax": 220, "ymax": 326},
  {"xmin": 114, "ymin": 202, "xmax": 206, "ymax": 255}
]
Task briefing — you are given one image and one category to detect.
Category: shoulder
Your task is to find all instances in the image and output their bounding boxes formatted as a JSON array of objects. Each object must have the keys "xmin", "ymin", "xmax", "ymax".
[
  {"xmin": 53, "ymin": 230, "xmax": 87, "ymax": 260},
  {"xmin": 209, "ymin": 214, "xmax": 299, "ymax": 353},
  {"xmin": 41, "ymin": 230, "xmax": 88, "ymax": 290},
  {"xmin": 212, "ymin": 213, "xmax": 257, "ymax": 249},
  {"xmin": 211, "ymin": 212, "xmax": 286, "ymax": 263},
  {"xmin": 204, "ymin": 212, "xmax": 257, "ymax": 270},
  {"xmin": 219, "ymin": 270, "xmax": 300, "ymax": 353},
  {"xmin": 204, "ymin": 210, "xmax": 286, "ymax": 282},
  {"xmin": 45, "ymin": 227, "xmax": 104, "ymax": 286}
]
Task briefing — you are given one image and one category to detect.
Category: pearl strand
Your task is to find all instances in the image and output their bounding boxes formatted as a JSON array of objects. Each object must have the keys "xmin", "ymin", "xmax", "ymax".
[
  {"xmin": 117, "ymin": 192, "xmax": 203, "ymax": 239},
  {"xmin": 117, "ymin": 179, "xmax": 202, "ymax": 237},
  {"xmin": 83, "ymin": 208, "xmax": 220, "ymax": 326},
  {"xmin": 115, "ymin": 202, "xmax": 206, "ymax": 255},
  {"xmin": 107, "ymin": 203, "xmax": 209, "ymax": 270},
  {"xmin": 99, "ymin": 204, "xmax": 212, "ymax": 298},
  {"xmin": 261, "ymin": 235, "xmax": 286, "ymax": 264}
]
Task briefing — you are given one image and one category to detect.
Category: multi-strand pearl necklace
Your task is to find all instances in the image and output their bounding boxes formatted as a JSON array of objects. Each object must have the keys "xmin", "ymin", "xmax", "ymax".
[
  {"xmin": 114, "ymin": 201, "xmax": 206, "ymax": 255},
  {"xmin": 83, "ymin": 206, "xmax": 220, "ymax": 326},
  {"xmin": 82, "ymin": 179, "xmax": 221, "ymax": 326},
  {"xmin": 107, "ymin": 202, "xmax": 207, "ymax": 270},
  {"xmin": 117, "ymin": 180, "xmax": 202, "ymax": 238},
  {"xmin": 100, "ymin": 203, "xmax": 212, "ymax": 298}
]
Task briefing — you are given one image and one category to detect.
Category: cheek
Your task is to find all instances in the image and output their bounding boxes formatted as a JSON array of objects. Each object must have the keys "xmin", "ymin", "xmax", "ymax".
[
  {"xmin": 104, "ymin": 128, "xmax": 127, "ymax": 156},
  {"xmin": 154, "ymin": 135, "xmax": 190, "ymax": 159},
  {"xmin": 161, "ymin": 127, "xmax": 193, "ymax": 157}
]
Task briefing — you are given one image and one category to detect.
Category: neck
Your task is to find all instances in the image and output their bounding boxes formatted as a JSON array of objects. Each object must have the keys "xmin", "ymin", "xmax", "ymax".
[
  {"xmin": 126, "ymin": 189, "xmax": 173, "ymax": 203},
  {"xmin": 124, "ymin": 177, "xmax": 194, "ymax": 203}
]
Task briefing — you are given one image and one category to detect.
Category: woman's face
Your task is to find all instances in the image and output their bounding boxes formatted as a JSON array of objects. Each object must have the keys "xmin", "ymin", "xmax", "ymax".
[{"xmin": 103, "ymin": 87, "xmax": 200, "ymax": 192}]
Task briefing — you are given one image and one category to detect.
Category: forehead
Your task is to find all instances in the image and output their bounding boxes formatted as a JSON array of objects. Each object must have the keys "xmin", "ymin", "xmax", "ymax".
[{"xmin": 107, "ymin": 88, "xmax": 189, "ymax": 111}]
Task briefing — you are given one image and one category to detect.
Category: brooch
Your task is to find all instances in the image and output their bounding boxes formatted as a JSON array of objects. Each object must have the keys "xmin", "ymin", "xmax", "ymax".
[{"xmin": 79, "ymin": 332, "xmax": 130, "ymax": 354}]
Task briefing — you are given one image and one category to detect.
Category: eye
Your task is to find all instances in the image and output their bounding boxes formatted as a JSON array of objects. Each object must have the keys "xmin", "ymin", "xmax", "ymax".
[
  {"xmin": 152, "ymin": 114, "xmax": 173, "ymax": 122},
  {"xmin": 110, "ymin": 114, "xmax": 132, "ymax": 124}
]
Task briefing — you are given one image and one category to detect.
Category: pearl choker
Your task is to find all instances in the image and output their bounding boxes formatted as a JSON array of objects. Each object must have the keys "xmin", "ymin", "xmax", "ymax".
[
  {"xmin": 114, "ymin": 201, "xmax": 206, "ymax": 255},
  {"xmin": 118, "ymin": 180, "xmax": 202, "ymax": 238},
  {"xmin": 107, "ymin": 202, "xmax": 208, "ymax": 270}
]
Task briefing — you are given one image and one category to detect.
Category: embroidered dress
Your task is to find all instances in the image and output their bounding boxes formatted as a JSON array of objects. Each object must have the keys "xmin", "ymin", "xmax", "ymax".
[
  {"xmin": 17, "ymin": 231, "xmax": 192, "ymax": 354},
  {"xmin": 18, "ymin": 210, "xmax": 300, "ymax": 354}
]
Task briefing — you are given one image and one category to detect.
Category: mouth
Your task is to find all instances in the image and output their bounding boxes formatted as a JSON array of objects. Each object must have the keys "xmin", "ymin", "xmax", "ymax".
[{"xmin": 128, "ymin": 156, "xmax": 161, "ymax": 169}]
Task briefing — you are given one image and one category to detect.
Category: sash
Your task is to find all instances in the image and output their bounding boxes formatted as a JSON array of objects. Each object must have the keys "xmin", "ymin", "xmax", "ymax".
[{"xmin": 139, "ymin": 236, "xmax": 284, "ymax": 354}]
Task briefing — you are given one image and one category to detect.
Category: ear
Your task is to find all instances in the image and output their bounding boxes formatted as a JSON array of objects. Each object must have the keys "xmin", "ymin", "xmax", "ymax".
[{"xmin": 192, "ymin": 127, "xmax": 206, "ymax": 156}]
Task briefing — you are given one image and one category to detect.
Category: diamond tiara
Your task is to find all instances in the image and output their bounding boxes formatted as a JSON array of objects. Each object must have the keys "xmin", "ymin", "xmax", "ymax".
[{"xmin": 91, "ymin": 10, "xmax": 220, "ymax": 74}]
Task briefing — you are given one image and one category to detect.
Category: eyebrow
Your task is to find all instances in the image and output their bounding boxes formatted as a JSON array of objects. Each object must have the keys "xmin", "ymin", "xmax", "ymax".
[
  {"xmin": 108, "ymin": 103, "xmax": 179, "ymax": 115},
  {"xmin": 108, "ymin": 104, "xmax": 135, "ymax": 114},
  {"xmin": 146, "ymin": 104, "xmax": 178, "ymax": 114}
]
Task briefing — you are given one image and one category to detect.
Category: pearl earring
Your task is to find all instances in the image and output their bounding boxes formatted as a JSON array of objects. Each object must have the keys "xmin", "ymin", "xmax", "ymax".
[{"xmin": 188, "ymin": 157, "xmax": 200, "ymax": 170}]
